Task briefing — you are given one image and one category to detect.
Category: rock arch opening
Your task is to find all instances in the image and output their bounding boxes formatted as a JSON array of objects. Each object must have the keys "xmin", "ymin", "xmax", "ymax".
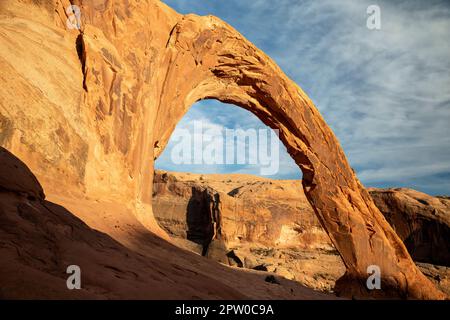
[
  {"xmin": 152, "ymin": 99, "xmax": 347, "ymax": 292},
  {"xmin": 149, "ymin": 14, "xmax": 444, "ymax": 298}
]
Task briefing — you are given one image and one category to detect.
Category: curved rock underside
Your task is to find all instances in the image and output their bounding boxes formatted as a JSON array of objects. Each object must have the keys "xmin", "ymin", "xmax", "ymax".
[{"xmin": 0, "ymin": 0, "xmax": 445, "ymax": 298}]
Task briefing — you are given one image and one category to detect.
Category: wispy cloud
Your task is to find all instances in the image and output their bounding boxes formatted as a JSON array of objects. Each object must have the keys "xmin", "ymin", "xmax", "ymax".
[
  {"xmin": 155, "ymin": 100, "xmax": 301, "ymax": 179},
  {"xmin": 159, "ymin": 0, "xmax": 450, "ymax": 195}
]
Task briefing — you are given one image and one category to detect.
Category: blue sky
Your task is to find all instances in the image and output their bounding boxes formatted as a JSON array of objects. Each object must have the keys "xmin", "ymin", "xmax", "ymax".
[{"xmin": 156, "ymin": 0, "xmax": 450, "ymax": 195}]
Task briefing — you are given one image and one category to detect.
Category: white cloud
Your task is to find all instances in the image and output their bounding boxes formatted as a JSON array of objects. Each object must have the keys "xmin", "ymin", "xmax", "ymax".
[{"xmin": 160, "ymin": 0, "xmax": 450, "ymax": 194}]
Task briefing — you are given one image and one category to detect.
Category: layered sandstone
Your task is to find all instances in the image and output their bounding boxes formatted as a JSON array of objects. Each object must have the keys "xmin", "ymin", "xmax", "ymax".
[
  {"xmin": 153, "ymin": 170, "xmax": 450, "ymax": 295},
  {"xmin": 153, "ymin": 170, "xmax": 334, "ymax": 251},
  {"xmin": 0, "ymin": 0, "xmax": 445, "ymax": 298}
]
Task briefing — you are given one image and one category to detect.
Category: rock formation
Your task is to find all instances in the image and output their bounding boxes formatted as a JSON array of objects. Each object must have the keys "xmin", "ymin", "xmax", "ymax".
[
  {"xmin": 369, "ymin": 188, "xmax": 450, "ymax": 266},
  {"xmin": 153, "ymin": 170, "xmax": 346, "ymax": 292},
  {"xmin": 0, "ymin": 0, "xmax": 445, "ymax": 298},
  {"xmin": 153, "ymin": 170, "xmax": 450, "ymax": 295},
  {"xmin": 153, "ymin": 170, "xmax": 334, "ymax": 251}
]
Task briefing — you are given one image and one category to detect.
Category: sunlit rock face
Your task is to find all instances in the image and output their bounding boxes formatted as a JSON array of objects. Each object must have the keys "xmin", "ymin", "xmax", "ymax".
[
  {"xmin": 153, "ymin": 171, "xmax": 450, "ymax": 295},
  {"xmin": 0, "ymin": 0, "xmax": 445, "ymax": 298},
  {"xmin": 153, "ymin": 170, "xmax": 334, "ymax": 251}
]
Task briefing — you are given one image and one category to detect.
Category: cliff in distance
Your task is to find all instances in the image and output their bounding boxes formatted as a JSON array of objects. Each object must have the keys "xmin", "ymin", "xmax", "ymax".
[{"xmin": 153, "ymin": 170, "xmax": 450, "ymax": 296}]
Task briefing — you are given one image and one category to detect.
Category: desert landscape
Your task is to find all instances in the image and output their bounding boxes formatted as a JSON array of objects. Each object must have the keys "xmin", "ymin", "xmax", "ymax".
[{"xmin": 0, "ymin": 0, "xmax": 449, "ymax": 302}]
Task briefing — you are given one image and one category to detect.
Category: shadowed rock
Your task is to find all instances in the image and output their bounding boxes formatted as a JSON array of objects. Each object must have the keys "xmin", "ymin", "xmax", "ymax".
[{"xmin": 0, "ymin": 147, "xmax": 335, "ymax": 299}]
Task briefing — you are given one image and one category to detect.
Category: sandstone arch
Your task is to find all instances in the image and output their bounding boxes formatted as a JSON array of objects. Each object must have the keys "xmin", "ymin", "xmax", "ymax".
[
  {"xmin": 0, "ymin": 0, "xmax": 444, "ymax": 299},
  {"xmin": 151, "ymin": 15, "xmax": 444, "ymax": 299}
]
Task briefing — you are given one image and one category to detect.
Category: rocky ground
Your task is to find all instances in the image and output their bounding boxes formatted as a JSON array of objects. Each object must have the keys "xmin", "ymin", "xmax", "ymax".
[
  {"xmin": 153, "ymin": 170, "xmax": 450, "ymax": 296},
  {"xmin": 0, "ymin": 147, "xmax": 337, "ymax": 299}
]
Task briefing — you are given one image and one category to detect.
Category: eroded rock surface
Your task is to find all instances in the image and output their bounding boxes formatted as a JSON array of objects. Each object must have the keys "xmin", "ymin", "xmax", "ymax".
[
  {"xmin": 0, "ymin": 147, "xmax": 336, "ymax": 299},
  {"xmin": 369, "ymin": 188, "xmax": 450, "ymax": 266},
  {"xmin": 0, "ymin": 0, "xmax": 444, "ymax": 298},
  {"xmin": 153, "ymin": 170, "xmax": 346, "ymax": 293},
  {"xmin": 153, "ymin": 171, "xmax": 450, "ymax": 295},
  {"xmin": 153, "ymin": 170, "xmax": 335, "ymax": 251}
]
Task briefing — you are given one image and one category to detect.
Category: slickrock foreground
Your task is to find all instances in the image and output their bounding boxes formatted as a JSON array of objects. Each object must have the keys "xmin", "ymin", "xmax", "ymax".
[
  {"xmin": 0, "ymin": 0, "xmax": 445, "ymax": 298},
  {"xmin": 153, "ymin": 171, "xmax": 450, "ymax": 296},
  {"xmin": 0, "ymin": 147, "xmax": 335, "ymax": 299}
]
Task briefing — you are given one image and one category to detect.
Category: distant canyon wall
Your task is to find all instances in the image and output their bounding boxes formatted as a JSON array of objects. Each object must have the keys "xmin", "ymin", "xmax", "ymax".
[{"xmin": 153, "ymin": 171, "xmax": 450, "ymax": 267}]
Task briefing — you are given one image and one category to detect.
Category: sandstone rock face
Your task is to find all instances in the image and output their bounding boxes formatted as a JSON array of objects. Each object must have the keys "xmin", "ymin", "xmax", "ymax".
[
  {"xmin": 0, "ymin": 148, "xmax": 44, "ymax": 200},
  {"xmin": 153, "ymin": 170, "xmax": 334, "ymax": 251},
  {"xmin": 416, "ymin": 263, "xmax": 450, "ymax": 297},
  {"xmin": 369, "ymin": 188, "xmax": 450, "ymax": 266},
  {"xmin": 153, "ymin": 171, "xmax": 345, "ymax": 293},
  {"xmin": 153, "ymin": 171, "xmax": 450, "ymax": 295},
  {"xmin": 0, "ymin": 0, "xmax": 444, "ymax": 298}
]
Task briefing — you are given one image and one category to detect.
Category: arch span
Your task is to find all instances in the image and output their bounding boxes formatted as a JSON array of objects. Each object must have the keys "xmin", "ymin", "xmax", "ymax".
[{"xmin": 152, "ymin": 14, "xmax": 444, "ymax": 299}]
